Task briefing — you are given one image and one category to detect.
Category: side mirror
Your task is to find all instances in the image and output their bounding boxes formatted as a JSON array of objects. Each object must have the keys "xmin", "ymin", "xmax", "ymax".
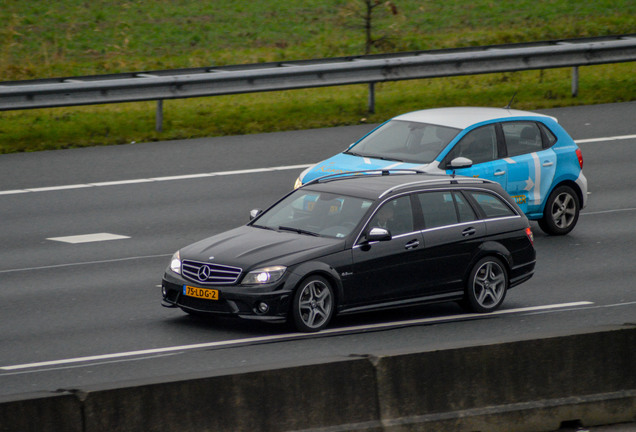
[
  {"xmin": 366, "ymin": 227, "xmax": 392, "ymax": 242},
  {"xmin": 448, "ymin": 156, "xmax": 473, "ymax": 169},
  {"xmin": 249, "ymin": 209, "xmax": 263, "ymax": 220}
]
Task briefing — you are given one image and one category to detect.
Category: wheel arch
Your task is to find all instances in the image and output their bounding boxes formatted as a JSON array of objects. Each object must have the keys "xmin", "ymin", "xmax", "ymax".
[
  {"xmin": 540, "ymin": 179, "xmax": 583, "ymax": 214},
  {"xmin": 289, "ymin": 261, "xmax": 344, "ymax": 309},
  {"xmin": 464, "ymin": 242, "xmax": 513, "ymax": 286}
]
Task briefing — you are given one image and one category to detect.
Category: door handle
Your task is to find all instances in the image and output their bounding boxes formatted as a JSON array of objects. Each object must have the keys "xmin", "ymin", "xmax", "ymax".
[
  {"xmin": 542, "ymin": 161, "xmax": 554, "ymax": 167},
  {"xmin": 494, "ymin": 170, "xmax": 506, "ymax": 176},
  {"xmin": 405, "ymin": 239, "xmax": 420, "ymax": 250},
  {"xmin": 462, "ymin": 227, "xmax": 476, "ymax": 237}
]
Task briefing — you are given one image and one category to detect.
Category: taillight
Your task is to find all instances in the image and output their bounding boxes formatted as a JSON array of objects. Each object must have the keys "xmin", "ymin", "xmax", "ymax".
[
  {"xmin": 576, "ymin": 148, "xmax": 584, "ymax": 169},
  {"xmin": 525, "ymin": 226, "xmax": 534, "ymax": 245}
]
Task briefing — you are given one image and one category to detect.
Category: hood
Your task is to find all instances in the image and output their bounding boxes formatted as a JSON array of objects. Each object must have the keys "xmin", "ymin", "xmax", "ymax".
[
  {"xmin": 301, "ymin": 153, "xmax": 426, "ymax": 184},
  {"xmin": 180, "ymin": 226, "xmax": 345, "ymax": 271}
]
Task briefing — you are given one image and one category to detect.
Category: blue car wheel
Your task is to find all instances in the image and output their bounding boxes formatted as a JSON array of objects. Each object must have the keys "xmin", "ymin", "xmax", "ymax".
[{"xmin": 538, "ymin": 185, "xmax": 580, "ymax": 236}]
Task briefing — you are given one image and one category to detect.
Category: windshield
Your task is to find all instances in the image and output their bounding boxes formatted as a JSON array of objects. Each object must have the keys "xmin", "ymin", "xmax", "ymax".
[
  {"xmin": 346, "ymin": 120, "xmax": 460, "ymax": 164},
  {"xmin": 252, "ymin": 190, "xmax": 374, "ymax": 238}
]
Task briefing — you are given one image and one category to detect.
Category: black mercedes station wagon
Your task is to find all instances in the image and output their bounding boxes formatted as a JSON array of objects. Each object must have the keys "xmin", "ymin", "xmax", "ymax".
[{"xmin": 161, "ymin": 171, "xmax": 536, "ymax": 332}]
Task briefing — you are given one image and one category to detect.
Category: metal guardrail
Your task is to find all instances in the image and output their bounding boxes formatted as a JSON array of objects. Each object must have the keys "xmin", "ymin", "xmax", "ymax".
[{"xmin": 1, "ymin": 34, "xmax": 635, "ymax": 129}]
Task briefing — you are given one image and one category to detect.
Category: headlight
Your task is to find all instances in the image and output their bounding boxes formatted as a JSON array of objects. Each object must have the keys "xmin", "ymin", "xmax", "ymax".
[
  {"xmin": 170, "ymin": 251, "xmax": 181, "ymax": 274},
  {"xmin": 294, "ymin": 177, "xmax": 303, "ymax": 189},
  {"xmin": 242, "ymin": 266, "xmax": 287, "ymax": 284}
]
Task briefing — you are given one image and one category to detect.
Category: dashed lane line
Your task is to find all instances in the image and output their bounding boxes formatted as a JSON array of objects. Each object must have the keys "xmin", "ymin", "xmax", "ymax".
[{"xmin": 47, "ymin": 233, "xmax": 131, "ymax": 244}]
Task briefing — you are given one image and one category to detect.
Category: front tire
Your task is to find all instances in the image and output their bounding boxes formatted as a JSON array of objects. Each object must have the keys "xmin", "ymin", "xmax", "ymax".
[
  {"xmin": 291, "ymin": 276, "xmax": 334, "ymax": 332},
  {"xmin": 465, "ymin": 257, "xmax": 508, "ymax": 313},
  {"xmin": 538, "ymin": 185, "xmax": 580, "ymax": 235}
]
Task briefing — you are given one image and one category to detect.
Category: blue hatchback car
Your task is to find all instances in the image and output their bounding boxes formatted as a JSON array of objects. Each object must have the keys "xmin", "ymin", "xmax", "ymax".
[{"xmin": 295, "ymin": 107, "xmax": 588, "ymax": 235}]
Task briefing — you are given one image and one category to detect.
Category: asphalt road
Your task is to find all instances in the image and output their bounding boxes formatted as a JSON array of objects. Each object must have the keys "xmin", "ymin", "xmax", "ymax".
[{"xmin": 0, "ymin": 102, "xmax": 635, "ymax": 398}]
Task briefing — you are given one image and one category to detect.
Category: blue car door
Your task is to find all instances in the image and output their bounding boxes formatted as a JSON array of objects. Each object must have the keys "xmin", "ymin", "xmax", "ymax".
[
  {"xmin": 500, "ymin": 121, "xmax": 557, "ymax": 214},
  {"xmin": 443, "ymin": 124, "xmax": 508, "ymax": 190}
]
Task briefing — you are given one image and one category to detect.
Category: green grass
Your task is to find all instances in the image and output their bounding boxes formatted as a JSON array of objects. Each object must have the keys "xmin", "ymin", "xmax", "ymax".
[{"xmin": 1, "ymin": 0, "xmax": 635, "ymax": 153}]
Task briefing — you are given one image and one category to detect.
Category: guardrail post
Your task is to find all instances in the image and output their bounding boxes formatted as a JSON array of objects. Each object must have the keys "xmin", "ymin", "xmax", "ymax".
[
  {"xmin": 156, "ymin": 100, "xmax": 163, "ymax": 132},
  {"xmin": 368, "ymin": 83, "xmax": 375, "ymax": 113},
  {"xmin": 571, "ymin": 67, "xmax": 579, "ymax": 98}
]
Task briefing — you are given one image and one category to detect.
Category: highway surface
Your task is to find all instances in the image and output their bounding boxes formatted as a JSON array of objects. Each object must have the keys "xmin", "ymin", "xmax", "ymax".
[{"xmin": 1, "ymin": 102, "xmax": 635, "ymax": 398}]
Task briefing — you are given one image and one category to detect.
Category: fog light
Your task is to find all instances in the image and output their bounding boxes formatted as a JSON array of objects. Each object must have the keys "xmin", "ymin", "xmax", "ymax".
[
  {"xmin": 161, "ymin": 285, "xmax": 167, "ymax": 297},
  {"xmin": 257, "ymin": 302, "xmax": 269, "ymax": 314}
]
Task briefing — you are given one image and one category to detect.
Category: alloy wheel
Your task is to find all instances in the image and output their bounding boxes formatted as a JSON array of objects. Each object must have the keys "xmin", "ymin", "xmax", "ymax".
[
  {"xmin": 293, "ymin": 276, "xmax": 334, "ymax": 332},
  {"xmin": 550, "ymin": 191, "xmax": 577, "ymax": 229},
  {"xmin": 467, "ymin": 257, "xmax": 508, "ymax": 313}
]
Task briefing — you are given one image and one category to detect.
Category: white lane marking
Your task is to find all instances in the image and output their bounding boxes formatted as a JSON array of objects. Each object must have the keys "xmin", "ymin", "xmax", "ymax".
[
  {"xmin": 0, "ymin": 353, "xmax": 182, "ymax": 376},
  {"xmin": 47, "ymin": 233, "xmax": 130, "ymax": 244},
  {"xmin": 582, "ymin": 207, "xmax": 636, "ymax": 216},
  {"xmin": 575, "ymin": 134, "xmax": 636, "ymax": 144},
  {"xmin": 0, "ymin": 253, "xmax": 171, "ymax": 274},
  {"xmin": 0, "ymin": 164, "xmax": 312, "ymax": 196},
  {"xmin": 0, "ymin": 301, "xmax": 593, "ymax": 371},
  {"xmin": 0, "ymin": 134, "xmax": 634, "ymax": 196}
]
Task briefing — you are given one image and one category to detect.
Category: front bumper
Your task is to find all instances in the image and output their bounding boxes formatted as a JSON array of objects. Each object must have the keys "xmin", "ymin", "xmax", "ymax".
[{"xmin": 161, "ymin": 270, "xmax": 301, "ymax": 323}]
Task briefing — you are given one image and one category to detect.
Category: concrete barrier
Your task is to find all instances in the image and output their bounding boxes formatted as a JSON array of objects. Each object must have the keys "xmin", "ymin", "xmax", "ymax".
[
  {"xmin": 374, "ymin": 327, "xmax": 636, "ymax": 431},
  {"xmin": 1, "ymin": 326, "xmax": 635, "ymax": 432},
  {"xmin": 81, "ymin": 359, "xmax": 381, "ymax": 432},
  {"xmin": 0, "ymin": 391, "xmax": 83, "ymax": 432}
]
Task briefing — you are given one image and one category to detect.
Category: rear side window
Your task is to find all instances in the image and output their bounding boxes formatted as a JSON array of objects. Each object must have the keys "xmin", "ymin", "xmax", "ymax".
[
  {"xmin": 502, "ymin": 122, "xmax": 543, "ymax": 157},
  {"xmin": 468, "ymin": 191, "xmax": 516, "ymax": 219},
  {"xmin": 417, "ymin": 191, "xmax": 476, "ymax": 229},
  {"xmin": 455, "ymin": 192, "xmax": 477, "ymax": 223},
  {"xmin": 538, "ymin": 123, "xmax": 557, "ymax": 147}
]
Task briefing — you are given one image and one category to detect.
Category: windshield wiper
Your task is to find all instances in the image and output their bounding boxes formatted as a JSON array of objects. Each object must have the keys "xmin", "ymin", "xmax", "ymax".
[
  {"xmin": 369, "ymin": 154, "xmax": 404, "ymax": 162},
  {"xmin": 344, "ymin": 150, "xmax": 367, "ymax": 157},
  {"xmin": 346, "ymin": 150, "xmax": 403, "ymax": 162},
  {"xmin": 278, "ymin": 226, "xmax": 320, "ymax": 236},
  {"xmin": 252, "ymin": 224, "xmax": 277, "ymax": 231}
]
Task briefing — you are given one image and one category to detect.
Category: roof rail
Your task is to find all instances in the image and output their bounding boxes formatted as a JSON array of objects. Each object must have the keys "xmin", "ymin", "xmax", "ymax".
[
  {"xmin": 378, "ymin": 176, "xmax": 496, "ymax": 198},
  {"xmin": 302, "ymin": 169, "xmax": 426, "ymax": 187}
]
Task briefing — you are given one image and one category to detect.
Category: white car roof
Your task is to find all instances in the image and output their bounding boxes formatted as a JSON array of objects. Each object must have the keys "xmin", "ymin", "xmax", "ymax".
[{"xmin": 393, "ymin": 107, "xmax": 554, "ymax": 129}]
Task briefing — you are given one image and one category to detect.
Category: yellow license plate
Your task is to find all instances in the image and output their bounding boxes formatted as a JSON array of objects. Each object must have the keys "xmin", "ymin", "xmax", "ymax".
[{"xmin": 183, "ymin": 286, "xmax": 219, "ymax": 300}]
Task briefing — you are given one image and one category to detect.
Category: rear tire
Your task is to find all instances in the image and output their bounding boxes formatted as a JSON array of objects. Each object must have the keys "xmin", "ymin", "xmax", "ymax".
[
  {"xmin": 465, "ymin": 257, "xmax": 508, "ymax": 313},
  {"xmin": 539, "ymin": 185, "xmax": 580, "ymax": 235},
  {"xmin": 291, "ymin": 276, "xmax": 334, "ymax": 332}
]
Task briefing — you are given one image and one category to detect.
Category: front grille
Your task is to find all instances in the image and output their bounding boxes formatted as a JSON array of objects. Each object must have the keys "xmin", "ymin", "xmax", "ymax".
[{"xmin": 181, "ymin": 260, "xmax": 242, "ymax": 285}]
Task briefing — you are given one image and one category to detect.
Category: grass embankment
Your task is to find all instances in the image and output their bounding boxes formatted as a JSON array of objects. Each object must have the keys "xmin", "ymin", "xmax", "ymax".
[{"xmin": 1, "ymin": 0, "xmax": 635, "ymax": 153}]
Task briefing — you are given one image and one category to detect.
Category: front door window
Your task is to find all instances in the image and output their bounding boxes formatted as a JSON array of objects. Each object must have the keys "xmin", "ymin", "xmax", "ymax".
[{"xmin": 444, "ymin": 124, "xmax": 508, "ymax": 190}]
